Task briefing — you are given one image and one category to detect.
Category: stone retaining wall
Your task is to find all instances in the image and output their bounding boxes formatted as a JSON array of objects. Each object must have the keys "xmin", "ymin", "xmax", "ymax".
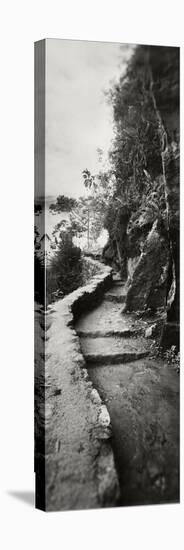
[{"xmin": 36, "ymin": 261, "xmax": 120, "ymax": 511}]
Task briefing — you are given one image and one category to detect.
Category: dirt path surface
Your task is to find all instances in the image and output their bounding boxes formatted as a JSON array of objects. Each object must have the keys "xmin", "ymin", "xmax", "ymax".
[{"xmin": 75, "ymin": 275, "xmax": 179, "ymax": 506}]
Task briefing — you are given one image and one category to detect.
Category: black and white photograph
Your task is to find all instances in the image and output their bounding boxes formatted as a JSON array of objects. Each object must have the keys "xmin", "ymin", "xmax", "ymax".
[{"xmin": 34, "ymin": 39, "xmax": 180, "ymax": 512}]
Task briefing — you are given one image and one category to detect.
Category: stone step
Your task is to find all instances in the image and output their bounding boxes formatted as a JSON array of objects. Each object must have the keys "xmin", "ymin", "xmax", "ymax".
[
  {"xmin": 80, "ymin": 336, "xmax": 149, "ymax": 365},
  {"xmin": 104, "ymin": 286, "xmax": 127, "ymax": 304},
  {"xmin": 77, "ymin": 327, "xmax": 142, "ymax": 338},
  {"xmin": 75, "ymin": 301, "xmax": 136, "ymax": 334},
  {"xmin": 113, "ymin": 280, "xmax": 125, "ymax": 286},
  {"xmin": 107, "ymin": 286, "xmax": 127, "ymax": 295},
  {"xmin": 112, "ymin": 273, "xmax": 122, "ymax": 282},
  {"xmin": 85, "ymin": 351, "xmax": 149, "ymax": 365},
  {"xmin": 104, "ymin": 293, "xmax": 126, "ymax": 304}
]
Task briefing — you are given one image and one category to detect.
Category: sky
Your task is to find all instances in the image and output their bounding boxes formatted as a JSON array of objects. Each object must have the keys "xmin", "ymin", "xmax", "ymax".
[{"xmin": 45, "ymin": 39, "xmax": 133, "ymax": 198}]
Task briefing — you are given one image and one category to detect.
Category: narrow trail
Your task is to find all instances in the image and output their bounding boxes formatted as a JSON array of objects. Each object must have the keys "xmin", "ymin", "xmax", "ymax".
[{"xmin": 75, "ymin": 272, "xmax": 179, "ymax": 506}]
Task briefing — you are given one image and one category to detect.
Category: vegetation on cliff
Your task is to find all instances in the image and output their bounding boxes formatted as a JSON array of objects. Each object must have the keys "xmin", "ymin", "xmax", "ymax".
[
  {"xmin": 103, "ymin": 47, "xmax": 166, "ymax": 265},
  {"xmin": 101, "ymin": 45, "xmax": 179, "ymax": 348}
]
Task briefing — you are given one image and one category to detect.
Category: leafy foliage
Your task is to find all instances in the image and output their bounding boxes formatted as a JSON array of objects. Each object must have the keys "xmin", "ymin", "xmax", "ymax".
[
  {"xmin": 49, "ymin": 195, "xmax": 77, "ymax": 212},
  {"xmin": 46, "ymin": 231, "xmax": 83, "ymax": 305},
  {"xmin": 65, "ymin": 169, "xmax": 115, "ymax": 246},
  {"xmin": 164, "ymin": 346, "xmax": 180, "ymax": 373}
]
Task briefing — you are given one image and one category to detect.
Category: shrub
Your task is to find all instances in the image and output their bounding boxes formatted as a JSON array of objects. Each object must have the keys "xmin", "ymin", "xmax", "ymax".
[
  {"xmin": 164, "ymin": 345, "xmax": 180, "ymax": 373},
  {"xmin": 46, "ymin": 231, "xmax": 82, "ymax": 305}
]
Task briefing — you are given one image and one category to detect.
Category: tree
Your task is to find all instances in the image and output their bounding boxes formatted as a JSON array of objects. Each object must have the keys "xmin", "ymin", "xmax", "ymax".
[
  {"xmin": 82, "ymin": 169, "xmax": 96, "ymax": 248},
  {"xmin": 49, "ymin": 195, "xmax": 77, "ymax": 212},
  {"xmin": 46, "ymin": 230, "xmax": 82, "ymax": 305},
  {"xmin": 60, "ymin": 168, "xmax": 114, "ymax": 250}
]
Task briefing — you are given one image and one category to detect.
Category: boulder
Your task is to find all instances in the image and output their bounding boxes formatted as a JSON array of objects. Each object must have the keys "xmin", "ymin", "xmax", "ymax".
[{"xmin": 124, "ymin": 220, "xmax": 170, "ymax": 312}]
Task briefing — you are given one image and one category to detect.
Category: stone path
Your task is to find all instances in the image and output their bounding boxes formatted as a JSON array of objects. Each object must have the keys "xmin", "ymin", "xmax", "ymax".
[
  {"xmin": 75, "ymin": 274, "xmax": 179, "ymax": 506},
  {"xmin": 35, "ymin": 271, "xmax": 120, "ymax": 511}
]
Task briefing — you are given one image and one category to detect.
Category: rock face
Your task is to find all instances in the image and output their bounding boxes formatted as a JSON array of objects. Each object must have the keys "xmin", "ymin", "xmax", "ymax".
[
  {"xmin": 160, "ymin": 147, "xmax": 180, "ymax": 348},
  {"xmin": 124, "ymin": 220, "xmax": 169, "ymax": 312},
  {"xmin": 149, "ymin": 46, "xmax": 180, "ymax": 349},
  {"xmin": 103, "ymin": 206, "xmax": 130, "ymax": 279},
  {"xmin": 124, "ymin": 47, "xmax": 180, "ymax": 348},
  {"xmin": 102, "ymin": 46, "xmax": 179, "ymax": 350}
]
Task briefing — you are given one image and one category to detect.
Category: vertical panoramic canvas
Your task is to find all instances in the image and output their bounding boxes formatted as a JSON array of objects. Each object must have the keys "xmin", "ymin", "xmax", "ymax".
[{"xmin": 34, "ymin": 39, "xmax": 180, "ymax": 511}]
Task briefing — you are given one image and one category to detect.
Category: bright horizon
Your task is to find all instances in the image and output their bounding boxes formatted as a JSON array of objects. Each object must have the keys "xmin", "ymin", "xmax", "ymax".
[{"xmin": 45, "ymin": 39, "xmax": 133, "ymax": 199}]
